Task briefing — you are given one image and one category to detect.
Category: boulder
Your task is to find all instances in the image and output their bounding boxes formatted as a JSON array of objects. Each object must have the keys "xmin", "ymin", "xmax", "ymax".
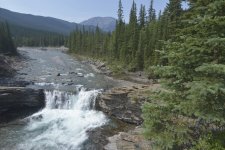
[
  {"xmin": 96, "ymin": 87, "xmax": 144, "ymax": 125},
  {"xmin": 105, "ymin": 127, "xmax": 152, "ymax": 150},
  {"xmin": 77, "ymin": 73, "xmax": 84, "ymax": 77},
  {"xmin": 0, "ymin": 87, "xmax": 45, "ymax": 123}
]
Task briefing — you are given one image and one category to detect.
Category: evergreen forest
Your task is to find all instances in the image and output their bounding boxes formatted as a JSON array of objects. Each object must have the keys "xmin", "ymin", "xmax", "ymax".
[{"xmin": 10, "ymin": 24, "xmax": 66, "ymax": 47}]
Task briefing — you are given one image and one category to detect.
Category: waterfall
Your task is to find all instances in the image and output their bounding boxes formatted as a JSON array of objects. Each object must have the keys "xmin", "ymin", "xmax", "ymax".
[{"xmin": 17, "ymin": 88, "xmax": 107, "ymax": 150}]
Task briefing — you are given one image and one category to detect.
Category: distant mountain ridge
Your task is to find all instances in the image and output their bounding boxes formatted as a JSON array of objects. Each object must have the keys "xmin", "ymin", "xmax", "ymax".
[
  {"xmin": 80, "ymin": 17, "xmax": 116, "ymax": 32},
  {"xmin": 0, "ymin": 8, "xmax": 116, "ymax": 35},
  {"xmin": 0, "ymin": 8, "xmax": 95, "ymax": 34}
]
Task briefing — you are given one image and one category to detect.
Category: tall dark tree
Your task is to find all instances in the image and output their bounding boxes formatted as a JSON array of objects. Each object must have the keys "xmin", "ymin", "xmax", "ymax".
[
  {"xmin": 128, "ymin": 0, "xmax": 139, "ymax": 65},
  {"xmin": 138, "ymin": 4, "xmax": 147, "ymax": 29},
  {"xmin": 117, "ymin": 0, "xmax": 124, "ymax": 24},
  {"xmin": 148, "ymin": 0, "xmax": 156, "ymax": 23},
  {"xmin": 167, "ymin": 0, "xmax": 183, "ymax": 38}
]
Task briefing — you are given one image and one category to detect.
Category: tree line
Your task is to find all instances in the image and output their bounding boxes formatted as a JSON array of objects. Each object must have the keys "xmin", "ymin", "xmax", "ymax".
[
  {"xmin": 69, "ymin": 0, "xmax": 225, "ymax": 149},
  {"xmin": 68, "ymin": 0, "xmax": 181, "ymax": 72},
  {"xmin": 10, "ymin": 24, "xmax": 66, "ymax": 47},
  {"xmin": 0, "ymin": 22, "xmax": 17, "ymax": 55}
]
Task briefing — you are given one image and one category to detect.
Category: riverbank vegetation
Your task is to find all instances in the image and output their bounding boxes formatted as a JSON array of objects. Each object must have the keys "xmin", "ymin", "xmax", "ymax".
[
  {"xmin": 0, "ymin": 22, "xmax": 17, "ymax": 55},
  {"xmin": 68, "ymin": 0, "xmax": 225, "ymax": 149}
]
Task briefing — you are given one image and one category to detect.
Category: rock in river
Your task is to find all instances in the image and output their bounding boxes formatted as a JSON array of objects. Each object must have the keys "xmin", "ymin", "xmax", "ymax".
[
  {"xmin": 77, "ymin": 72, "xmax": 84, "ymax": 77},
  {"xmin": 0, "ymin": 87, "xmax": 45, "ymax": 123}
]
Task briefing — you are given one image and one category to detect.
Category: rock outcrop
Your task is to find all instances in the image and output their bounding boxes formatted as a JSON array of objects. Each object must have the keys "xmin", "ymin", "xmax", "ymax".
[
  {"xmin": 0, "ymin": 87, "xmax": 45, "ymax": 123},
  {"xmin": 96, "ymin": 85, "xmax": 152, "ymax": 125},
  {"xmin": 105, "ymin": 127, "xmax": 152, "ymax": 150}
]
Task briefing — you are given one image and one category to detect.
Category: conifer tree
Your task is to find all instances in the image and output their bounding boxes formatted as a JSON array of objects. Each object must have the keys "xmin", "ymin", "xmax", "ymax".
[
  {"xmin": 128, "ymin": 0, "xmax": 139, "ymax": 67},
  {"xmin": 148, "ymin": 0, "xmax": 156, "ymax": 23},
  {"xmin": 139, "ymin": 4, "xmax": 147, "ymax": 29}
]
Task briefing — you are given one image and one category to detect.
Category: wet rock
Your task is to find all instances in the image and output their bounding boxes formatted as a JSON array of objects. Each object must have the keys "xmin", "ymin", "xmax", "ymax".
[
  {"xmin": 0, "ymin": 87, "xmax": 45, "ymax": 123},
  {"xmin": 77, "ymin": 73, "xmax": 84, "ymax": 77},
  {"xmin": 31, "ymin": 114, "xmax": 43, "ymax": 121},
  {"xmin": 69, "ymin": 72, "xmax": 77, "ymax": 74},
  {"xmin": 0, "ymin": 79, "xmax": 30, "ymax": 87},
  {"xmin": 96, "ymin": 87, "xmax": 144, "ymax": 125},
  {"xmin": 97, "ymin": 62, "xmax": 106, "ymax": 69},
  {"xmin": 19, "ymin": 73, "xmax": 28, "ymax": 76}
]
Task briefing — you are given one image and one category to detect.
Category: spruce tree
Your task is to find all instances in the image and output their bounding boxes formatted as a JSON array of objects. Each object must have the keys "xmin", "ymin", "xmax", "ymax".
[
  {"xmin": 128, "ymin": 0, "xmax": 139, "ymax": 69},
  {"xmin": 148, "ymin": 0, "xmax": 156, "ymax": 23},
  {"xmin": 139, "ymin": 4, "xmax": 147, "ymax": 29}
]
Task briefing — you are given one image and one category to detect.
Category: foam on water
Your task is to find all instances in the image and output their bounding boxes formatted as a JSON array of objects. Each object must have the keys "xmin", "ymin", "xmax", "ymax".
[{"xmin": 17, "ymin": 88, "xmax": 107, "ymax": 150}]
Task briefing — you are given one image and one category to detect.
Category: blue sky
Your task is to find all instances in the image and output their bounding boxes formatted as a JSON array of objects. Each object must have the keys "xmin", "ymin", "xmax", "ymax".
[{"xmin": 0, "ymin": 0, "xmax": 169, "ymax": 23}]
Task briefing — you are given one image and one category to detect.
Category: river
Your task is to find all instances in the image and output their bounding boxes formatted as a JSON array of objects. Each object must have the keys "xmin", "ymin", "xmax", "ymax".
[{"xmin": 0, "ymin": 48, "xmax": 119, "ymax": 150}]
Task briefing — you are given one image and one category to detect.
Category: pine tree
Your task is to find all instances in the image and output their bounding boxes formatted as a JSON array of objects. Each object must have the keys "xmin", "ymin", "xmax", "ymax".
[
  {"xmin": 139, "ymin": 4, "xmax": 147, "ymax": 29},
  {"xmin": 128, "ymin": 0, "xmax": 139, "ymax": 69},
  {"xmin": 148, "ymin": 0, "xmax": 156, "ymax": 23},
  {"xmin": 117, "ymin": 0, "xmax": 124, "ymax": 24},
  {"xmin": 167, "ymin": 0, "xmax": 182, "ymax": 39}
]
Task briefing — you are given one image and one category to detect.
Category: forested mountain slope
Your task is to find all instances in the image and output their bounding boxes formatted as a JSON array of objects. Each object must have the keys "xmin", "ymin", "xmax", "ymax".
[{"xmin": 0, "ymin": 8, "xmax": 94, "ymax": 34}]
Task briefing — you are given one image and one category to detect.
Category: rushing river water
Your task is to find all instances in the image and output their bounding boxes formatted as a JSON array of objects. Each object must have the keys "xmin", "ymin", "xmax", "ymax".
[{"xmin": 0, "ymin": 48, "xmax": 118, "ymax": 150}]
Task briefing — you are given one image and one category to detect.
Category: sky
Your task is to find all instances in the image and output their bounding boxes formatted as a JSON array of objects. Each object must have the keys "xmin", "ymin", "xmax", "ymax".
[{"xmin": 0, "ymin": 0, "xmax": 169, "ymax": 23}]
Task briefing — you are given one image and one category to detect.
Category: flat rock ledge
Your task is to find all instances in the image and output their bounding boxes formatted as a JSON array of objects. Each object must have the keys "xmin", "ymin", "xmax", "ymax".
[
  {"xmin": 105, "ymin": 127, "xmax": 152, "ymax": 150},
  {"xmin": 96, "ymin": 85, "xmax": 151, "ymax": 125},
  {"xmin": 0, "ymin": 87, "xmax": 45, "ymax": 123}
]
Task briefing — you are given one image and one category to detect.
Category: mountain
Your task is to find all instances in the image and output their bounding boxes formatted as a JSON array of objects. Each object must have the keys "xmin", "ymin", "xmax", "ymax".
[
  {"xmin": 0, "ymin": 8, "xmax": 94, "ymax": 35},
  {"xmin": 80, "ymin": 17, "xmax": 116, "ymax": 32}
]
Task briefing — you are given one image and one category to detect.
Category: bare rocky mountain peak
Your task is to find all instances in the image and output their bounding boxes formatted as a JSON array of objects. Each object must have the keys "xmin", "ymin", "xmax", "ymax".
[{"xmin": 80, "ymin": 17, "xmax": 116, "ymax": 32}]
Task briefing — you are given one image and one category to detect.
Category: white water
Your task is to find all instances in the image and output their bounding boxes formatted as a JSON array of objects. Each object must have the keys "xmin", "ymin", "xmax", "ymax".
[{"xmin": 17, "ymin": 88, "xmax": 107, "ymax": 150}]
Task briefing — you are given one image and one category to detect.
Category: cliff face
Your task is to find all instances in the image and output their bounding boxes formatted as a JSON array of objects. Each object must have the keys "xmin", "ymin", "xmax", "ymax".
[
  {"xmin": 96, "ymin": 86, "xmax": 150, "ymax": 125},
  {"xmin": 0, "ymin": 87, "xmax": 45, "ymax": 123}
]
